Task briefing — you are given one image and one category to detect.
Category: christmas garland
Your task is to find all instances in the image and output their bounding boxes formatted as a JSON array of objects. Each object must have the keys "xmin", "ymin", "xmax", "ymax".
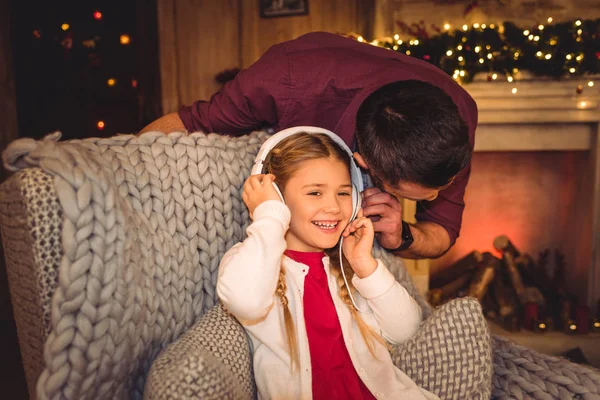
[{"xmin": 352, "ymin": 18, "xmax": 600, "ymax": 83}]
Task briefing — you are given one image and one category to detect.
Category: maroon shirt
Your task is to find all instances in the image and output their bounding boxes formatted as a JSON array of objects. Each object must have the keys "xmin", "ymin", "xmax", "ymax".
[
  {"xmin": 179, "ymin": 32, "xmax": 478, "ymax": 244},
  {"xmin": 285, "ymin": 250, "xmax": 375, "ymax": 400}
]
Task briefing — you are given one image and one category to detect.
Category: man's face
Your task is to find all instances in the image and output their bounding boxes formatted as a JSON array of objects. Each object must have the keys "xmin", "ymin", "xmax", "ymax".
[
  {"xmin": 353, "ymin": 152, "xmax": 453, "ymax": 202},
  {"xmin": 371, "ymin": 172, "xmax": 453, "ymax": 202}
]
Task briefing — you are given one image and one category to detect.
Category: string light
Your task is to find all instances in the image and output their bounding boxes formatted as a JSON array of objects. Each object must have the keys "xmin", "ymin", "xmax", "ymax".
[
  {"xmin": 534, "ymin": 35, "xmax": 540, "ymax": 41},
  {"xmin": 120, "ymin": 34, "xmax": 131, "ymax": 45},
  {"xmin": 61, "ymin": 23, "xmax": 70, "ymax": 31},
  {"xmin": 107, "ymin": 78, "xmax": 116, "ymax": 87},
  {"xmin": 457, "ymin": 45, "xmax": 463, "ymax": 50},
  {"xmin": 444, "ymin": 23, "xmax": 451, "ymax": 30},
  {"xmin": 481, "ymin": 24, "xmax": 487, "ymax": 29},
  {"xmin": 97, "ymin": 121, "xmax": 105, "ymax": 130},
  {"xmin": 569, "ymin": 68, "xmax": 576, "ymax": 73},
  {"xmin": 575, "ymin": 20, "xmax": 582, "ymax": 26},
  {"xmin": 473, "ymin": 23, "xmax": 480, "ymax": 28},
  {"xmin": 545, "ymin": 54, "xmax": 552, "ymax": 60},
  {"xmin": 492, "ymin": 73, "xmax": 498, "ymax": 80},
  {"xmin": 547, "ymin": 17, "xmax": 553, "ymax": 23},
  {"xmin": 93, "ymin": 11, "xmax": 102, "ymax": 20},
  {"xmin": 507, "ymin": 76, "xmax": 514, "ymax": 82},
  {"xmin": 446, "ymin": 50, "xmax": 453, "ymax": 56},
  {"xmin": 589, "ymin": 81, "xmax": 595, "ymax": 87},
  {"xmin": 511, "ymin": 88, "xmax": 518, "ymax": 94},
  {"xmin": 406, "ymin": 50, "xmax": 411, "ymax": 55},
  {"xmin": 394, "ymin": 34, "xmax": 400, "ymax": 40},
  {"xmin": 33, "ymin": 30, "xmax": 41, "ymax": 38},
  {"xmin": 487, "ymin": 53, "xmax": 492, "ymax": 59},
  {"xmin": 462, "ymin": 24, "xmax": 468, "ymax": 31},
  {"xmin": 132, "ymin": 79, "xmax": 138, "ymax": 88},
  {"xmin": 458, "ymin": 56, "xmax": 464, "ymax": 61},
  {"xmin": 523, "ymin": 30, "xmax": 530, "ymax": 36},
  {"xmin": 566, "ymin": 54, "xmax": 573, "ymax": 60},
  {"xmin": 357, "ymin": 36, "xmax": 364, "ymax": 42},
  {"xmin": 538, "ymin": 25, "xmax": 544, "ymax": 30}
]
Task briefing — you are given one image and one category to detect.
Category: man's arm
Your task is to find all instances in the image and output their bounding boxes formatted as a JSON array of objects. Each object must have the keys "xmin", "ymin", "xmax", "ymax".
[
  {"xmin": 139, "ymin": 112, "xmax": 186, "ymax": 134},
  {"xmin": 393, "ymin": 221, "xmax": 450, "ymax": 259}
]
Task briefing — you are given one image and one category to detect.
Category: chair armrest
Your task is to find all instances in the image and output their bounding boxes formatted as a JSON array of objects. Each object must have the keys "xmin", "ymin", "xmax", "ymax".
[
  {"xmin": 145, "ymin": 304, "xmax": 256, "ymax": 400},
  {"xmin": 391, "ymin": 297, "xmax": 493, "ymax": 400}
]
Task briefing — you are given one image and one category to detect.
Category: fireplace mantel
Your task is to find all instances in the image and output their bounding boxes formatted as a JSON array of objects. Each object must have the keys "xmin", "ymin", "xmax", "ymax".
[
  {"xmin": 464, "ymin": 78, "xmax": 600, "ymax": 313},
  {"xmin": 466, "ymin": 79, "xmax": 600, "ymax": 152}
]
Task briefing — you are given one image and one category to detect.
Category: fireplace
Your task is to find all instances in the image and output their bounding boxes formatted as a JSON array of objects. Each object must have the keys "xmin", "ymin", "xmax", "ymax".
[{"xmin": 420, "ymin": 78, "xmax": 600, "ymax": 314}]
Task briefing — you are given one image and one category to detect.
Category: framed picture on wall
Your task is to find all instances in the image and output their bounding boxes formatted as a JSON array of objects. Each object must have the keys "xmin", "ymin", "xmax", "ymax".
[{"xmin": 259, "ymin": 0, "xmax": 309, "ymax": 18}]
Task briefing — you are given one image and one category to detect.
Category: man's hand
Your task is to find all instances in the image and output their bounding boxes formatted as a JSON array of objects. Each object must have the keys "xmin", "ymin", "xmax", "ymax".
[
  {"xmin": 242, "ymin": 174, "xmax": 282, "ymax": 219},
  {"xmin": 361, "ymin": 187, "xmax": 404, "ymax": 249}
]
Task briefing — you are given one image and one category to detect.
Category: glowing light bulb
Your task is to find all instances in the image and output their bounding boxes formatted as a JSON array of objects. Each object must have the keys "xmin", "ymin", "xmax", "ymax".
[
  {"xmin": 575, "ymin": 20, "xmax": 582, "ymax": 26},
  {"xmin": 538, "ymin": 24, "xmax": 544, "ymax": 30},
  {"xmin": 94, "ymin": 11, "xmax": 102, "ymax": 20},
  {"xmin": 97, "ymin": 121, "xmax": 105, "ymax": 130},
  {"xmin": 406, "ymin": 50, "xmax": 411, "ymax": 55},
  {"xmin": 534, "ymin": 36, "xmax": 540, "ymax": 41},
  {"xmin": 478, "ymin": 58, "xmax": 484, "ymax": 64},
  {"xmin": 446, "ymin": 50, "xmax": 453, "ymax": 56},
  {"xmin": 569, "ymin": 324, "xmax": 577, "ymax": 331},
  {"xmin": 444, "ymin": 23, "xmax": 451, "ymax": 30},
  {"xmin": 539, "ymin": 323, "xmax": 546, "ymax": 329},
  {"xmin": 61, "ymin": 23, "xmax": 70, "ymax": 31},
  {"xmin": 577, "ymin": 29, "xmax": 582, "ymax": 35},
  {"xmin": 492, "ymin": 73, "xmax": 498, "ymax": 80},
  {"xmin": 566, "ymin": 54, "xmax": 573, "ymax": 60},
  {"xmin": 475, "ymin": 46, "xmax": 481, "ymax": 53},
  {"xmin": 570, "ymin": 68, "xmax": 576, "ymax": 73},
  {"xmin": 394, "ymin": 34, "xmax": 400, "ymax": 40},
  {"xmin": 511, "ymin": 87, "xmax": 518, "ymax": 94},
  {"xmin": 357, "ymin": 36, "xmax": 364, "ymax": 42},
  {"xmin": 458, "ymin": 56, "xmax": 464, "ymax": 61},
  {"xmin": 459, "ymin": 70, "xmax": 466, "ymax": 77},
  {"xmin": 481, "ymin": 24, "xmax": 487, "ymax": 29},
  {"xmin": 473, "ymin": 23, "xmax": 480, "ymax": 28},
  {"xmin": 120, "ymin": 34, "xmax": 131, "ymax": 45},
  {"xmin": 523, "ymin": 30, "xmax": 530, "ymax": 36},
  {"xmin": 507, "ymin": 76, "xmax": 514, "ymax": 82},
  {"xmin": 545, "ymin": 54, "xmax": 552, "ymax": 59},
  {"xmin": 107, "ymin": 78, "xmax": 116, "ymax": 87},
  {"xmin": 462, "ymin": 24, "xmax": 468, "ymax": 31},
  {"xmin": 588, "ymin": 81, "xmax": 594, "ymax": 87},
  {"xmin": 536, "ymin": 51, "xmax": 543, "ymax": 57},
  {"xmin": 487, "ymin": 54, "xmax": 492, "ymax": 59},
  {"xmin": 547, "ymin": 17, "xmax": 553, "ymax": 23},
  {"xmin": 457, "ymin": 45, "xmax": 463, "ymax": 50}
]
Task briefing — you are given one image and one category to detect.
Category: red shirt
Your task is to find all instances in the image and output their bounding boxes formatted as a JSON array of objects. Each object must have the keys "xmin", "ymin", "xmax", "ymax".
[
  {"xmin": 179, "ymin": 32, "xmax": 478, "ymax": 244},
  {"xmin": 285, "ymin": 250, "xmax": 375, "ymax": 400}
]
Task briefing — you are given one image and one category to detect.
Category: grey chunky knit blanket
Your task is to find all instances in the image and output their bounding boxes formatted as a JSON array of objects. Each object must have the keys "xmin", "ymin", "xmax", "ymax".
[{"xmin": 2, "ymin": 130, "xmax": 600, "ymax": 400}]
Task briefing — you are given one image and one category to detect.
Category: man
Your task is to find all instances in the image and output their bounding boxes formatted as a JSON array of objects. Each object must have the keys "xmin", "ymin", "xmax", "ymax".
[{"xmin": 141, "ymin": 32, "xmax": 477, "ymax": 259}]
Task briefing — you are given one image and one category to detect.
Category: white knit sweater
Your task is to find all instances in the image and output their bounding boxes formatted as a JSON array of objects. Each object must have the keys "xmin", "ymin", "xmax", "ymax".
[{"xmin": 217, "ymin": 200, "xmax": 439, "ymax": 400}]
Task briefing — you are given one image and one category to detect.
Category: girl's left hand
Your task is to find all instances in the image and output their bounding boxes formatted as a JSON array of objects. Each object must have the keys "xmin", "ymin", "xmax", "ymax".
[{"xmin": 342, "ymin": 209, "xmax": 378, "ymax": 278}]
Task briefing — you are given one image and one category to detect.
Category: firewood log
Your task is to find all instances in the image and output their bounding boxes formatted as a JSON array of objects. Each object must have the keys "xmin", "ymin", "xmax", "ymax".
[
  {"xmin": 493, "ymin": 235, "xmax": 520, "ymax": 258},
  {"xmin": 430, "ymin": 250, "xmax": 483, "ymax": 289},
  {"xmin": 503, "ymin": 252, "xmax": 527, "ymax": 304},
  {"xmin": 466, "ymin": 266, "xmax": 495, "ymax": 301},
  {"xmin": 491, "ymin": 273, "xmax": 517, "ymax": 317}
]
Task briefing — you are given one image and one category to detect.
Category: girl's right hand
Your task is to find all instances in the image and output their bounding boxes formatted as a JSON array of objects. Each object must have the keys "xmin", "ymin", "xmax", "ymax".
[{"xmin": 242, "ymin": 174, "xmax": 282, "ymax": 219}]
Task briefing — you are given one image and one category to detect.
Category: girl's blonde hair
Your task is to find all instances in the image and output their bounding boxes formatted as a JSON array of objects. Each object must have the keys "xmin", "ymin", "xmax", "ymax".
[{"xmin": 263, "ymin": 133, "xmax": 387, "ymax": 372}]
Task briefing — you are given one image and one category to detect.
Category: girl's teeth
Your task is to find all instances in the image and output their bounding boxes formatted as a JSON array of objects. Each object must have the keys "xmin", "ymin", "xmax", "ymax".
[{"xmin": 313, "ymin": 222, "xmax": 337, "ymax": 229}]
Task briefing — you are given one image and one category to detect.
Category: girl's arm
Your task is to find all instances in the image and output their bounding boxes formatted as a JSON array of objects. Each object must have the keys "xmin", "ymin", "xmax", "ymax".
[
  {"xmin": 217, "ymin": 200, "xmax": 290, "ymax": 321},
  {"xmin": 352, "ymin": 261, "xmax": 422, "ymax": 345}
]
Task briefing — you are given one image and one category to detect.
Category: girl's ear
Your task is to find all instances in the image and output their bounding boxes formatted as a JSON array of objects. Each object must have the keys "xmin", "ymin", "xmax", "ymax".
[{"xmin": 353, "ymin": 153, "xmax": 369, "ymax": 170}]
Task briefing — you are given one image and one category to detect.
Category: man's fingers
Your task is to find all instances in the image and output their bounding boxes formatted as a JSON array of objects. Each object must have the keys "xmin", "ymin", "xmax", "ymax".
[
  {"xmin": 362, "ymin": 191, "xmax": 401, "ymax": 209},
  {"xmin": 362, "ymin": 187, "xmax": 382, "ymax": 199},
  {"xmin": 361, "ymin": 203, "xmax": 391, "ymax": 218}
]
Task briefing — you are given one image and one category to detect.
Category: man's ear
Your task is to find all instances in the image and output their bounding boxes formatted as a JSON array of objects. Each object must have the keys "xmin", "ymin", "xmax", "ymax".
[{"xmin": 353, "ymin": 153, "xmax": 369, "ymax": 170}]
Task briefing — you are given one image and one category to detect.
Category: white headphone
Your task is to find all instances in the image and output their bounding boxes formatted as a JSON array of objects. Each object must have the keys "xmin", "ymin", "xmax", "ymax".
[
  {"xmin": 251, "ymin": 126, "xmax": 363, "ymax": 220},
  {"xmin": 251, "ymin": 126, "xmax": 369, "ymax": 313}
]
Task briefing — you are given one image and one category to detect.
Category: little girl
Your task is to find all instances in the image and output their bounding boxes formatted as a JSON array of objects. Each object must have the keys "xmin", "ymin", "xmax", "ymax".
[{"xmin": 217, "ymin": 129, "xmax": 438, "ymax": 400}]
